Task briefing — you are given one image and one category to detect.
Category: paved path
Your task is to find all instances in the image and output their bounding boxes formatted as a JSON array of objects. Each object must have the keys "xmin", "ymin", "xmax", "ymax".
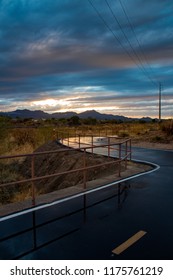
[{"xmin": 0, "ymin": 146, "xmax": 173, "ymax": 260}]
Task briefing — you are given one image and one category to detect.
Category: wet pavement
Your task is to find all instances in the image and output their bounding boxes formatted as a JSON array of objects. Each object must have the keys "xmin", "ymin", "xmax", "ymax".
[{"xmin": 0, "ymin": 145, "xmax": 173, "ymax": 260}]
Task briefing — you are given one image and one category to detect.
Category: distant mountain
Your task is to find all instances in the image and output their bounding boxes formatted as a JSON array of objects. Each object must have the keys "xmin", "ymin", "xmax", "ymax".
[
  {"xmin": 0, "ymin": 109, "xmax": 50, "ymax": 119},
  {"xmin": 78, "ymin": 110, "xmax": 132, "ymax": 121},
  {"xmin": 79, "ymin": 110, "xmax": 106, "ymax": 119},
  {"xmin": 0, "ymin": 109, "xmax": 155, "ymax": 122},
  {"xmin": 52, "ymin": 111, "xmax": 78, "ymax": 119},
  {"xmin": 140, "ymin": 117, "xmax": 154, "ymax": 122}
]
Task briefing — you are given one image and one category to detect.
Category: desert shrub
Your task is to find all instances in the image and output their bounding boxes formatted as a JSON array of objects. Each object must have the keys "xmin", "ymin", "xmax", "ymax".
[
  {"xmin": 0, "ymin": 162, "xmax": 31, "ymax": 204},
  {"xmin": 37, "ymin": 126, "xmax": 55, "ymax": 143},
  {"xmin": 151, "ymin": 136, "xmax": 163, "ymax": 142},
  {"xmin": 11, "ymin": 127, "xmax": 55, "ymax": 150},
  {"xmin": 11, "ymin": 128, "xmax": 38, "ymax": 146},
  {"xmin": 0, "ymin": 161, "xmax": 21, "ymax": 182},
  {"xmin": 0, "ymin": 131, "xmax": 10, "ymax": 155},
  {"xmin": 118, "ymin": 131, "xmax": 129, "ymax": 138},
  {"xmin": 0, "ymin": 163, "xmax": 19, "ymax": 204},
  {"xmin": 161, "ymin": 120, "xmax": 173, "ymax": 136},
  {"xmin": 0, "ymin": 119, "xmax": 11, "ymax": 154},
  {"xmin": 0, "ymin": 187, "xmax": 14, "ymax": 204},
  {"xmin": 129, "ymin": 123, "xmax": 153, "ymax": 136},
  {"xmin": 0, "ymin": 184, "xmax": 31, "ymax": 205},
  {"xmin": 0, "ymin": 127, "xmax": 8, "ymax": 140}
]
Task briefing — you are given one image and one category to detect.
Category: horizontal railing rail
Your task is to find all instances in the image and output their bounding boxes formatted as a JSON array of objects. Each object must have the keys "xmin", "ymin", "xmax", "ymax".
[{"xmin": 0, "ymin": 135, "xmax": 132, "ymax": 208}]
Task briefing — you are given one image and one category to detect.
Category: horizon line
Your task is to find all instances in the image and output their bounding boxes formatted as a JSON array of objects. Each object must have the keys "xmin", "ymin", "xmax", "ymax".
[{"xmin": 0, "ymin": 108, "xmax": 165, "ymax": 120}]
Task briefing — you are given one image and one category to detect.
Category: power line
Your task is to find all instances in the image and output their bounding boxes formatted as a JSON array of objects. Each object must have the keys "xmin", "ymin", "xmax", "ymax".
[
  {"xmin": 118, "ymin": 0, "xmax": 164, "ymax": 117},
  {"xmin": 105, "ymin": 0, "xmax": 157, "ymax": 87},
  {"xmin": 87, "ymin": 0, "xmax": 157, "ymax": 88},
  {"xmin": 106, "ymin": 0, "xmax": 157, "ymax": 87},
  {"xmin": 118, "ymin": 0, "xmax": 158, "ymax": 86},
  {"xmin": 87, "ymin": 0, "xmax": 137, "ymax": 60}
]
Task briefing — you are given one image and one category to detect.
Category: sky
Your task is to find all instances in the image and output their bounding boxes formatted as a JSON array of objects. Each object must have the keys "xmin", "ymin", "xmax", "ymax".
[{"xmin": 0, "ymin": 0, "xmax": 173, "ymax": 118}]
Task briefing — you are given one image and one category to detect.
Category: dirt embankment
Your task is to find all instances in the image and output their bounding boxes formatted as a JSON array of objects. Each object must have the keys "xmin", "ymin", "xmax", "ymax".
[
  {"xmin": 21, "ymin": 141, "xmax": 154, "ymax": 195},
  {"xmin": 20, "ymin": 141, "xmax": 121, "ymax": 194}
]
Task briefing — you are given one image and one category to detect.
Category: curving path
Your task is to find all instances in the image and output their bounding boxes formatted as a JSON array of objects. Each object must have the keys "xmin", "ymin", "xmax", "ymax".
[{"xmin": 0, "ymin": 145, "xmax": 173, "ymax": 260}]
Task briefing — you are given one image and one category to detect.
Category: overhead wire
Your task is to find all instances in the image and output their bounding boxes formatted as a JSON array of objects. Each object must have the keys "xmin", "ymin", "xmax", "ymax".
[
  {"xmin": 87, "ymin": 0, "xmax": 157, "ymax": 89},
  {"xmin": 118, "ymin": 0, "xmax": 170, "ymax": 117},
  {"xmin": 105, "ymin": 0, "xmax": 157, "ymax": 88},
  {"xmin": 118, "ymin": 0, "xmax": 158, "ymax": 86},
  {"xmin": 87, "ymin": 0, "xmax": 140, "ymax": 65}
]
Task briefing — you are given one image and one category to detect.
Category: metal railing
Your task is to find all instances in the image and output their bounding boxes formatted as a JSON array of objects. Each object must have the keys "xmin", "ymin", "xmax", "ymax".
[
  {"xmin": 61, "ymin": 135, "xmax": 131, "ymax": 169},
  {"xmin": 0, "ymin": 180, "xmax": 130, "ymax": 260},
  {"xmin": 0, "ymin": 135, "xmax": 131, "ymax": 209}
]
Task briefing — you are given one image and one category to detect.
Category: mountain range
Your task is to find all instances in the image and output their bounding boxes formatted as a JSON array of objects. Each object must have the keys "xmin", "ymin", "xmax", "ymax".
[{"xmin": 0, "ymin": 109, "xmax": 154, "ymax": 122}]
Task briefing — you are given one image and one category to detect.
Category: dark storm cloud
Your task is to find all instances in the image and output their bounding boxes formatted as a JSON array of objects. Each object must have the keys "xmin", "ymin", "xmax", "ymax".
[{"xmin": 0, "ymin": 0, "xmax": 173, "ymax": 116}]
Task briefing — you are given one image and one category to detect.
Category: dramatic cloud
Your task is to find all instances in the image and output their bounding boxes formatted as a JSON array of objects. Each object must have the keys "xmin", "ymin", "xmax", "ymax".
[{"xmin": 0, "ymin": 0, "xmax": 173, "ymax": 117}]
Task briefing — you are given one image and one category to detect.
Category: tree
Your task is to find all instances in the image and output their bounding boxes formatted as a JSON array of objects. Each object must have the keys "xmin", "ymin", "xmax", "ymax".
[{"xmin": 68, "ymin": 116, "xmax": 81, "ymax": 126}]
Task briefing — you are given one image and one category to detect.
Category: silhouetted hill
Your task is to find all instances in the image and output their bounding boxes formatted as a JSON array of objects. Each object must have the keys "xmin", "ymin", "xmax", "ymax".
[
  {"xmin": 52, "ymin": 111, "xmax": 78, "ymax": 119},
  {"xmin": 0, "ymin": 109, "xmax": 154, "ymax": 122},
  {"xmin": 0, "ymin": 109, "xmax": 50, "ymax": 119},
  {"xmin": 78, "ymin": 110, "xmax": 132, "ymax": 121}
]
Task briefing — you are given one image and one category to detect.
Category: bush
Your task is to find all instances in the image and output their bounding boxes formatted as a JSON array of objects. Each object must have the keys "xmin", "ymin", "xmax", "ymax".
[
  {"xmin": 161, "ymin": 120, "xmax": 173, "ymax": 136},
  {"xmin": 151, "ymin": 136, "xmax": 163, "ymax": 142},
  {"xmin": 11, "ymin": 128, "xmax": 37, "ymax": 146},
  {"xmin": 118, "ymin": 131, "xmax": 129, "ymax": 138}
]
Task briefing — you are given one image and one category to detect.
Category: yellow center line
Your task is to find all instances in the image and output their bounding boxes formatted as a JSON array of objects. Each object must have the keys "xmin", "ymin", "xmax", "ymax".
[{"xmin": 112, "ymin": 230, "xmax": 147, "ymax": 255}]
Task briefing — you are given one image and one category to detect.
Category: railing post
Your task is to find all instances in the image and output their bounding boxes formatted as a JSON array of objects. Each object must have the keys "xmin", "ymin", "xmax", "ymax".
[
  {"xmin": 83, "ymin": 148, "xmax": 87, "ymax": 190},
  {"xmin": 31, "ymin": 155, "xmax": 36, "ymax": 206}
]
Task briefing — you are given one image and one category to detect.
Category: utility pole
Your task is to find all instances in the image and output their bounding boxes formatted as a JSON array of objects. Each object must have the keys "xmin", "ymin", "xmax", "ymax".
[{"xmin": 159, "ymin": 82, "xmax": 162, "ymax": 122}]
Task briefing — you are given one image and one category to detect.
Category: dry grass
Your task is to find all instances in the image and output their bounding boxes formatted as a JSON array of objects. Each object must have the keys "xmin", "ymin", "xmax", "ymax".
[{"xmin": 160, "ymin": 120, "xmax": 173, "ymax": 135}]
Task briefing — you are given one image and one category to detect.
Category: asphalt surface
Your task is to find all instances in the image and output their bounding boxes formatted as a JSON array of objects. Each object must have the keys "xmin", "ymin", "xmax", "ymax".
[{"xmin": 0, "ymin": 145, "xmax": 173, "ymax": 260}]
